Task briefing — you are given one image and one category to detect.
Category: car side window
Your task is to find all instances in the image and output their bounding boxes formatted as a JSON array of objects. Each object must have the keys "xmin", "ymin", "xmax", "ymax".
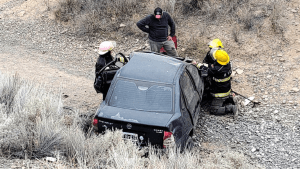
[{"xmin": 179, "ymin": 70, "xmax": 200, "ymax": 116}]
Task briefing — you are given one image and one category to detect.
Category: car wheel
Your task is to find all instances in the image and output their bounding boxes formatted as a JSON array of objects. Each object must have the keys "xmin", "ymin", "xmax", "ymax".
[{"xmin": 184, "ymin": 136, "xmax": 194, "ymax": 152}]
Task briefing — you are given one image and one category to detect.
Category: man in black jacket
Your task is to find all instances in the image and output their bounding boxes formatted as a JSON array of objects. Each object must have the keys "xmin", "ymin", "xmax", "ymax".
[
  {"xmin": 206, "ymin": 49, "xmax": 237, "ymax": 115},
  {"xmin": 136, "ymin": 7, "xmax": 178, "ymax": 57}
]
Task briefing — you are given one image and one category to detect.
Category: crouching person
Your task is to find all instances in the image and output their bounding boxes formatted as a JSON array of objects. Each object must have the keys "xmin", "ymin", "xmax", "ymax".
[{"xmin": 206, "ymin": 49, "xmax": 237, "ymax": 115}]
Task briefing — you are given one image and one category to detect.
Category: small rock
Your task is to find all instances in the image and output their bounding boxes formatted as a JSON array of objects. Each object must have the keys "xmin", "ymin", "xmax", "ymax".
[
  {"xmin": 292, "ymin": 87, "xmax": 299, "ymax": 92},
  {"xmin": 120, "ymin": 23, "xmax": 126, "ymax": 27},
  {"xmin": 231, "ymin": 71, "xmax": 236, "ymax": 77},
  {"xmin": 279, "ymin": 58, "xmax": 285, "ymax": 62},
  {"xmin": 236, "ymin": 69, "xmax": 243, "ymax": 74},
  {"xmin": 274, "ymin": 110, "xmax": 279, "ymax": 114},
  {"xmin": 181, "ymin": 48, "xmax": 186, "ymax": 52},
  {"xmin": 291, "ymin": 9, "xmax": 298, "ymax": 13},
  {"xmin": 277, "ymin": 53, "xmax": 283, "ymax": 57},
  {"xmin": 18, "ymin": 11, "xmax": 25, "ymax": 17},
  {"xmin": 251, "ymin": 148, "xmax": 257, "ymax": 152},
  {"xmin": 60, "ymin": 29, "xmax": 68, "ymax": 34},
  {"xmin": 46, "ymin": 157, "xmax": 56, "ymax": 162}
]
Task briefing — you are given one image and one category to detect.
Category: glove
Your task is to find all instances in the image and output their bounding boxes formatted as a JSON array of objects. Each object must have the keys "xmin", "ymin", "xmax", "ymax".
[
  {"xmin": 115, "ymin": 57, "xmax": 125, "ymax": 63},
  {"xmin": 119, "ymin": 56, "xmax": 125, "ymax": 63},
  {"xmin": 196, "ymin": 63, "xmax": 203, "ymax": 68}
]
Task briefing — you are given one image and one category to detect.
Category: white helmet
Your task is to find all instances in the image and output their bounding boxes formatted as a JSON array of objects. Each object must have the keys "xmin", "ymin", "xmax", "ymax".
[{"xmin": 98, "ymin": 41, "xmax": 116, "ymax": 55}]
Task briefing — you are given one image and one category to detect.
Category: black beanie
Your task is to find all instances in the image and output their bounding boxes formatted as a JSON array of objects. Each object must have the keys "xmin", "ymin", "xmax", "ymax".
[{"xmin": 154, "ymin": 7, "xmax": 162, "ymax": 15}]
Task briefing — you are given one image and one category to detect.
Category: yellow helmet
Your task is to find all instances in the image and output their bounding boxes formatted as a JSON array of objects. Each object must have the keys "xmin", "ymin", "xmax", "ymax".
[
  {"xmin": 208, "ymin": 39, "xmax": 224, "ymax": 49},
  {"xmin": 214, "ymin": 49, "xmax": 230, "ymax": 65}
]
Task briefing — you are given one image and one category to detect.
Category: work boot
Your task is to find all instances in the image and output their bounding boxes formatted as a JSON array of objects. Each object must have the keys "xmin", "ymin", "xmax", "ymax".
[
  {"xmin": 226, "ymin": 105, "xmax": 237, "ymax": 114},
  {"xmin": 232, "ymin": 96, "xmax": 239, "ymax": 118}
]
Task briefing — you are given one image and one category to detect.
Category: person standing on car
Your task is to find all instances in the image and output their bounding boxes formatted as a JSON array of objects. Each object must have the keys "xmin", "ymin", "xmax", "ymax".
[
  {"xmin": 94, "ymin": 41, "xmax": 116, "ymax": 100},
  {"xmin": 203, "ymin": 49, "xmax": 237, "ymax": 115},
  {"xmin": 136, "ymin": 7, "xmax": 178, "ymax": 57}
]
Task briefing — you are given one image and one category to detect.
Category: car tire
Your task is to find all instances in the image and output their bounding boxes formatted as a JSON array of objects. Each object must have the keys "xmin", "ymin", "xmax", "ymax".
[{"xmin": 184, "ymin": 136, "xmax": 194, "ymax": 152}]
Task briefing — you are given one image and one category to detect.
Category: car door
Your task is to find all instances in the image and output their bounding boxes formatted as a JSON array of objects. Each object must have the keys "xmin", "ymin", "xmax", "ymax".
[
  {"xmin": 179, "ymin": 67, "xmax": 201, "ymax": 126},
  {"xmin": 185, "ymin": 65, "xmax": 203, "ymax": 123}
]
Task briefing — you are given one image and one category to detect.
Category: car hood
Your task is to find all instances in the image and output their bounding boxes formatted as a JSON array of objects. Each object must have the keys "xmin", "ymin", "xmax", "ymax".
[{"xmin": 97, "ymin": 106, "xmax": 174, "ymax": 127}]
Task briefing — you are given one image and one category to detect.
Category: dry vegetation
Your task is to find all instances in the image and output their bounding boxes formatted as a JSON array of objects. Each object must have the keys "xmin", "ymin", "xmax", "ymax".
[
  {"xmin": 54, "ymin": 0, "xmax": 288, "ymax": 60},
  {"xmin": 0, "ymin": 73, "xmax": 260, "ymax": 168}
]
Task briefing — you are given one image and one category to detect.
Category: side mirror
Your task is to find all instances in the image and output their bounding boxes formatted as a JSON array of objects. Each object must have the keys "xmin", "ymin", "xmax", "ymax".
[
  {"xmin": 175, "ymin": 57, "xmax": 185, "ymax": 61},
  {"xmin": 185, "ymin": 59, "xmax": 193, "ymax": 63}
]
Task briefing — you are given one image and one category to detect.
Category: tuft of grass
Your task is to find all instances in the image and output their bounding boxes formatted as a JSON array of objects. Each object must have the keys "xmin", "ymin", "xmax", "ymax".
[
  {"xmin": 232, "ymin": 25, "xmax": 241, "ymax": 43},
  {"xmin": 0, "ymin": 73, "xmax": 21, "ymax": 115},
  {"xmin": 270, "ymin": 3, "xmax": 284, "ymax": 34}
]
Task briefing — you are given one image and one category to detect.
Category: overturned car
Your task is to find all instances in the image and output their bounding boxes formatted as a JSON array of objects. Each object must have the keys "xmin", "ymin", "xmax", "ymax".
[{"xmin": 93, "ymin": 52, "xmax": 204, "ymax": 150}]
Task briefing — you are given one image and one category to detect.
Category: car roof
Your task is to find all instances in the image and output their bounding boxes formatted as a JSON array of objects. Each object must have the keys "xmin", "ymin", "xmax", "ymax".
[{"xmin": 118, "ymin": 52, "xmax": 185, "ymax": 84}]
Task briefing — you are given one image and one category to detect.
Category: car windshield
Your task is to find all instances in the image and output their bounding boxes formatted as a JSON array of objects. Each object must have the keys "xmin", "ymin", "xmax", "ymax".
[{"xmin": 109, "ymin": 79, "xmax": 173, "ymax": 113}]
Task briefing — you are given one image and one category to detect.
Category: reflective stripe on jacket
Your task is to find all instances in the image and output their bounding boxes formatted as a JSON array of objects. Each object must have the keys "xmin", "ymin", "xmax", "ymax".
[
  {"xmin": 211, "ymin": 89, "xmax": 231, "ymax": 98},
  {"xmin": 213, "ymin": 76, "xmax": 231, "ymax": 82}
]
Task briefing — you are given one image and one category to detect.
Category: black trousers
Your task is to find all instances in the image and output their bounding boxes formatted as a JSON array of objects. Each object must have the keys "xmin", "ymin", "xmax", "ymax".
[{"xmin": 210, "ymin": 96, "xmax": 235, "ymax": 115}]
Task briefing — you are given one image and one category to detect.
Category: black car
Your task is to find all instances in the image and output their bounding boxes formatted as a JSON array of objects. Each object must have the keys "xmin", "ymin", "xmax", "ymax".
[{"xmin": 93, "ymin": 52, "xmax": 204, "ymax": 150}]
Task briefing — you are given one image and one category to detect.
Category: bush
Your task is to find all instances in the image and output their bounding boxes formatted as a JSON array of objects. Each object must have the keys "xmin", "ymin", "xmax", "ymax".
[{"xmin": 55, "ymin": 0, "xmax": 144, "ymax": 34}]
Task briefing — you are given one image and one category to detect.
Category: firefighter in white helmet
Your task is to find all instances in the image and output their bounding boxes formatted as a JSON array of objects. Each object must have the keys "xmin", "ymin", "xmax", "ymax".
[{"xmin": 94, "ymin": 41, "xmax": 126, "ymax": 100}]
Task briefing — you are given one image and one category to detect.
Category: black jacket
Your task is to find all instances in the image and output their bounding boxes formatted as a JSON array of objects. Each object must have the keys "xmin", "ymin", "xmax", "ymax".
[
  {"xmin": 203, "ymin": 51, "xmax": 215, "ymax": 64},
  {"xmin": 136, "ymin": 12, "xmax": 175, "ymax": 42},
  {"xmin": 207, "ymin": 61, "xmax": 232, "ymax": 94},
  {"xmin": 94, "ymin": 53, "xmax": 113, "ymax": 96}
]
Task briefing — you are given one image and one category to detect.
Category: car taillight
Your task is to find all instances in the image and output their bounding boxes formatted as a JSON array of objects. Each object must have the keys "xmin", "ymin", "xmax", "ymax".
[
  {"xmin": 93, "ymin": 119, "xmax": 98, "ymax": 126},
  {"xmin": 163, "ymin": 131, "xmax": 175, "ymax": 148}
]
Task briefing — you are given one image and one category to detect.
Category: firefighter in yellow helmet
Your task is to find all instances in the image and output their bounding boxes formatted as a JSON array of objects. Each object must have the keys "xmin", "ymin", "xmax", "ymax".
[
  {"xmin": 203, "ymin": 39, "xmax": 224, "ymax": 64},
  {"xmin": 205, "ymin": 49, "xmax": 237, "ymax": 115}
]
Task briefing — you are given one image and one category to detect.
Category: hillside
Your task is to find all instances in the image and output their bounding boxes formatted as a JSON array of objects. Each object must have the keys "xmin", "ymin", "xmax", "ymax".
[{"xmin": 1, "ymin": 0, "xmax": 300, "ymax": 168}]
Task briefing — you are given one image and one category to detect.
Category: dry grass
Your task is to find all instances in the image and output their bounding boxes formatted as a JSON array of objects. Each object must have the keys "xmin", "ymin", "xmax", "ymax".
[
  {"xmin": 53, "ymin": 0, "xmax": 288, "ymax": 61},
  {"xmin": 0, "ymin": 72, "xmax": 262, "ymax": 168},
  {"xmin": 55, "ymin": 0, "xmax": 144, "ymax": 35}
]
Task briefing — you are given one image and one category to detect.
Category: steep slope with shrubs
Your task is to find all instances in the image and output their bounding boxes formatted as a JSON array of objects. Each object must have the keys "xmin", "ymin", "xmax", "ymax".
[{"xmin": 1, "ymin": 0, "xmax": 300, "ymax": 168}]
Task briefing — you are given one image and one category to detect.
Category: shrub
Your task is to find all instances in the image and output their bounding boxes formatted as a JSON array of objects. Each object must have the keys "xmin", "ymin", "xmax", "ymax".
[{"xmin": 55, "ymin": 0, "xmax": 144, "ymax": 34}]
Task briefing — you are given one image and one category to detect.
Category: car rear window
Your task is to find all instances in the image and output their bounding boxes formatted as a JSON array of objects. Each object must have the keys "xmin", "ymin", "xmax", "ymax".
[{"xmin": 109, "ymin": 80, "xmax": 173, "ymax": 113}]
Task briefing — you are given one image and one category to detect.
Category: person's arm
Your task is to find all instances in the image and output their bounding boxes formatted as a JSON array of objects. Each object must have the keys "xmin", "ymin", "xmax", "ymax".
[
  {"xmin": 207, "ymin": 64, "xmax": 216, "ymax": 76},
  {"xmin": 166, "ymin": 13, "xmax": 175, "ymax": 37},
  {"xmin": 136, "ymin": 16, "xmax": 150, "ymax": 33},
  {"xmin": 203, "ymin": 51, "xmax": 210, "ymax": 63}
]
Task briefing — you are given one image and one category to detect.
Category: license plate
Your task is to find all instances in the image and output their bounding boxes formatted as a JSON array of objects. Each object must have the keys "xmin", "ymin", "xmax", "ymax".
[{"xmin": 123, "ymin": 132, "xmax": 138, "ymax": 142}]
